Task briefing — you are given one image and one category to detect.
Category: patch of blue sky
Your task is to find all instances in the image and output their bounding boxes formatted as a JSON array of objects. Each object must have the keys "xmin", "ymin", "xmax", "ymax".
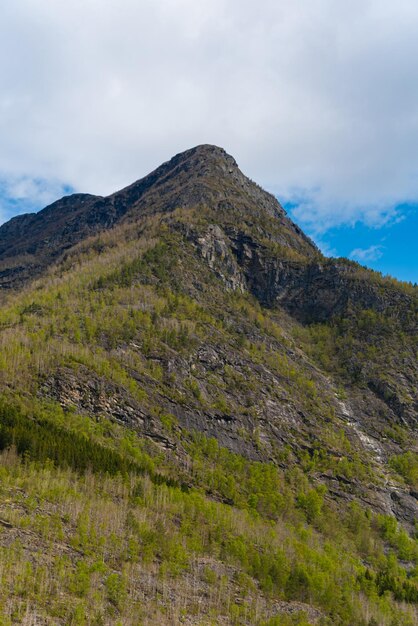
[
  {"xmin": 0, "ymin": 176, "xmax": 74, "ymax": 225},
  {"xmin": 286, "ymin": 202, "xmax": 417, "ymax": 285}
]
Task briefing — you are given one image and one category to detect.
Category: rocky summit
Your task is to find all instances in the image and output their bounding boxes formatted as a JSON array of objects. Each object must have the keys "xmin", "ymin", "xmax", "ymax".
[{"xmin": 0, "ymin": 145, "xmax": 417, "ymax": 625}]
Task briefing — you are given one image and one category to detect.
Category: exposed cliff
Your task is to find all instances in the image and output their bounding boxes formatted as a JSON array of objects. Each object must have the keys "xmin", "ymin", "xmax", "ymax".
[{"xmin": 0, "ymin": 145, "xmax": 417, "ymax": 625}]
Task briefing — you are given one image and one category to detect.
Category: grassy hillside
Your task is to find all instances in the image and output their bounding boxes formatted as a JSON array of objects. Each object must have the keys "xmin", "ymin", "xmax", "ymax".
[
  {"xmin": 0, "ymin": 138, "xmax": 416, "ymax": 626},
  {"xmin": 0, "ymin": 208, "xmax": 416, "ymax": 625},
  {"xmin": 1, "ymin": 399, "xmax": 418, "ymax": 625}
]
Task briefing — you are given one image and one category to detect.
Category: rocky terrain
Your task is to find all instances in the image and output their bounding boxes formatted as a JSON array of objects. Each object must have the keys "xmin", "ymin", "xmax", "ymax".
[{"xmin": 0, "ymin": 145, "xmax": 417, "ymax": 625}]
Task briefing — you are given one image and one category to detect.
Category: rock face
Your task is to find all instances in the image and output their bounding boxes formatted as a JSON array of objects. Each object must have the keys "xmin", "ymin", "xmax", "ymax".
[
  {"xmin": 0, "ymin": 145, "xmax": 314, "ymax": 289},
  {"xmin": 0, "ymin": 144, "xmax": 417, "ymax": 530},
  {"xmin": 177, "ymin": 210, "xmax": 414, "ymax": 325}
]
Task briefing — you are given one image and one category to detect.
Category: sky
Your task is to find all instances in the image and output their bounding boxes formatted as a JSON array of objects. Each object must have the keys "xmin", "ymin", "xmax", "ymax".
[{"xmin": 0, "ymin": 1, "xmax": 417, "ymax": 283}]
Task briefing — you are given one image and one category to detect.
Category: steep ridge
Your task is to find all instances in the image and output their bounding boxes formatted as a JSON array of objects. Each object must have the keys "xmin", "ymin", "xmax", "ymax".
[
  {"xmin": 1, "ymin": 145, "xmax": 415, "ymax": 434},
  {"xmin": 0, "ymin": 144, "xmax": 416, "ymax": 485},
  {"xmin": 0, "ymin": 145, "xmax": 314, "ymax": 290},
  {"xmin": 0, "ymin": 145, "xmax": 417, "ymax": 625}
]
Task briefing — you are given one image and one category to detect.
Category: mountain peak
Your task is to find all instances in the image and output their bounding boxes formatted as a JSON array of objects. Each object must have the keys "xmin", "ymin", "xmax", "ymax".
[
  {"xmin": 112, "ymin": 143, "xmax": 287, "ymax": 227},
  {"xmin": 112, "ymin": 143, "xmax": 241, "ymax": 209},
  {"xmin": 0, "ymin": 145, "xmax": 314, "ymax": 289},
  {"xmin": 168, "ymin": 143, "xmax": 238, "ymax": 169},
  {"xmin": 174, "ymin": 143, "xmax": 234, "ymax": 158}
]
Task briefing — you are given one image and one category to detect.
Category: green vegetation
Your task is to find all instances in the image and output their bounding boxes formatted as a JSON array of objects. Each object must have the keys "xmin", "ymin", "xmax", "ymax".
[
  {"xmin": 0, "ymin": 213, "xmax": 416, "ymax": 624},
  {"xmin": 293, "ymin": 303, "xmax": 417, "ymax": 425},
  {"xmin": 389, "ymin": 452, "xmax": 418, "ymax": 489},
  {"xmin": 0, "ymin": 395, "xmax": 417, "ymax": 624}
]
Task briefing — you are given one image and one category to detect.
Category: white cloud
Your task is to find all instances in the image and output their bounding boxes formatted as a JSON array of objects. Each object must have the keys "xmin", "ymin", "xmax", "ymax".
[
  {"xmin": 1, "ymin": 0, "xmax": 418, "ymax": 228},
  {"xmin": 0, "ymin": 176, "xmax": 71, "ymax": 225},
  {"xmin": 349, "ymin": 244, "xmax": 384, "ymax": 262}
]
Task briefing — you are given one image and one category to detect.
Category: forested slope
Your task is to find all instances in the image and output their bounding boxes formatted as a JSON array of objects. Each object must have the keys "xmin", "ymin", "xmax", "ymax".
[{"xmin": 0, "ymin": 145, "xmax": 416, "ymax": 625}]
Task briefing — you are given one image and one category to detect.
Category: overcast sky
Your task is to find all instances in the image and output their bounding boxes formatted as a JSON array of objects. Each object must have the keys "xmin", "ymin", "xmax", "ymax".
[{"xmin": 1, "ymin": 1, "xmax": 417, "ymax": 279}]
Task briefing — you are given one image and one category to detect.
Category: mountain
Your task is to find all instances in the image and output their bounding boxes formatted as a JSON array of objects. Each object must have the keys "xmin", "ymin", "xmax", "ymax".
[
  {"xmin": 0, "ymin": 145, "xmax": 417, "ymax": 625},
  {"xmin": 0, "ymin": 146, "xmax": 312, "ymax": 290}
]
